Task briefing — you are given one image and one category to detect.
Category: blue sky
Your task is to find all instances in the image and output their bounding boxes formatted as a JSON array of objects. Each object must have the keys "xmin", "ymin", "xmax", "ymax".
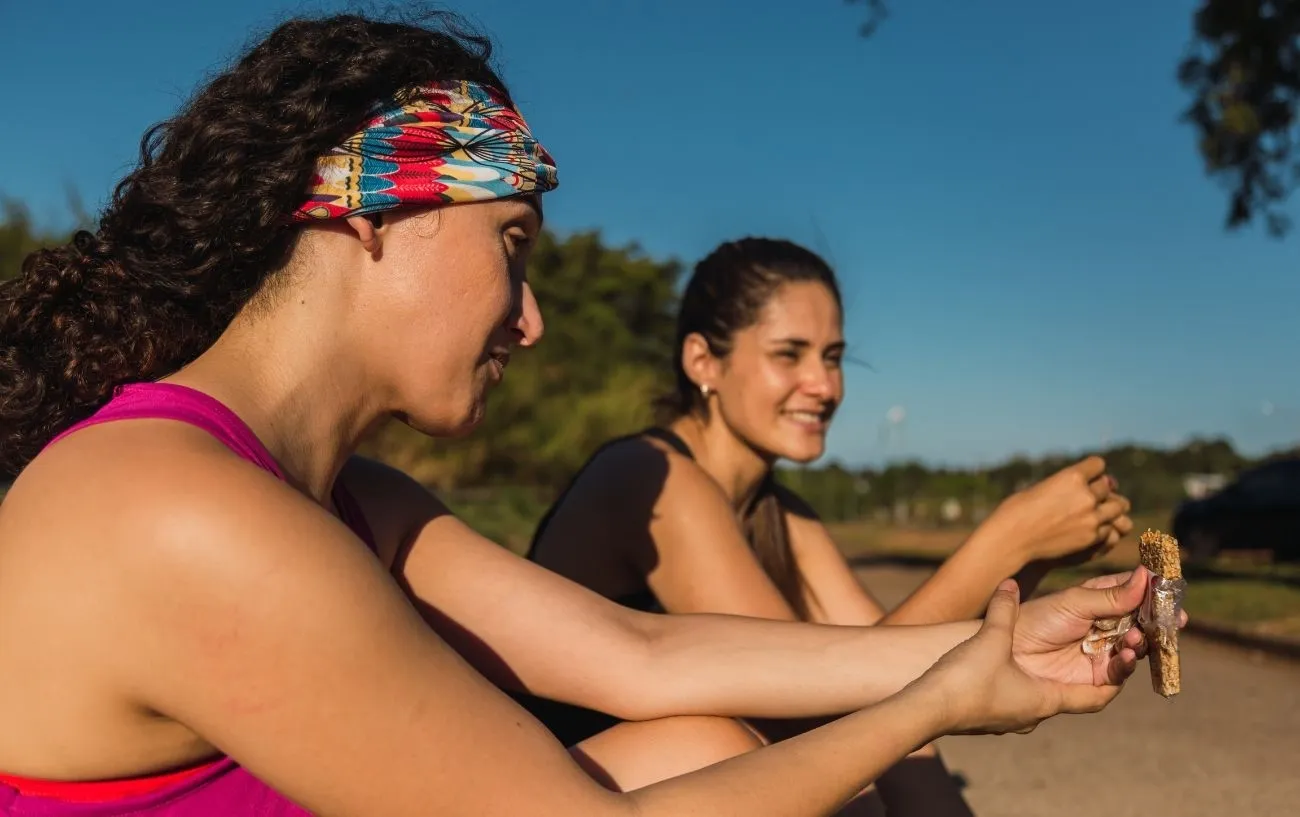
[{"xmin": 1, "ymin": 0, "xmax": 1296, "ymax": 467}]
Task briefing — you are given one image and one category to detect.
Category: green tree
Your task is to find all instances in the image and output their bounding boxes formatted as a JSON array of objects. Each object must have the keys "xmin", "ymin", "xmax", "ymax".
[
  {"xmin": 0, "ymin": 199, "xmax": 77, "ymax": 282},
  {"xmin": 1179, "ymin": 0, "xmax": 1300, "ymax": 236},
  {"xmin": 360, "ymin": 229, "xmax": 683, "ymax": 491}
]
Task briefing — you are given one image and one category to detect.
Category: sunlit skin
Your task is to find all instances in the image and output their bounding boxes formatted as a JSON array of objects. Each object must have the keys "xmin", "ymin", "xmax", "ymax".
[
  {"xmin": 528, "ymin": 265, "xmax": 1142, "ymax": 813},
  {"xmin": 677, "ymin": 281, "xmax": 846, "ymax": 492},
  {"xmin": 0, "ymin": 197, "xmax": 1165, "ymax": 817}
]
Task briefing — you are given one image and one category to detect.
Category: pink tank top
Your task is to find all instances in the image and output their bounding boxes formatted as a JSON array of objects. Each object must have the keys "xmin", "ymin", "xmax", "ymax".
[{"xmin": 0, "ymin": 382, "xmax": 377, "ymax": 816}]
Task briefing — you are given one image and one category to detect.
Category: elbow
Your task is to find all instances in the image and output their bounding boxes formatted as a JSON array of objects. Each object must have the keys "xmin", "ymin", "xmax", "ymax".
[{"xmin": 594, "ymin": 609, "xmax": 678, "ymax": 723}]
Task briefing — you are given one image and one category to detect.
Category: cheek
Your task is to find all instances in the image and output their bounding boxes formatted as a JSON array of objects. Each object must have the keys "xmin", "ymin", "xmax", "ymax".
[{"xmin": 727, "ymin": 361, "xmax": 798, "ymax": 416}]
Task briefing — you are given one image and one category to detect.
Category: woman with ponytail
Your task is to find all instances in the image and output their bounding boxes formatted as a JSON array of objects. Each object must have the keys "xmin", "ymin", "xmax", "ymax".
[{"xmin": 522, "ymin": 237, "xmax": 1136, "ymax": 813}]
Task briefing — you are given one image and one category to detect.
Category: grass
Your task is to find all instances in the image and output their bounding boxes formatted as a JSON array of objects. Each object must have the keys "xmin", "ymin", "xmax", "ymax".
[
  {"xmin": 1039, "ymin": 568, "xmax": 1300, "ymax": 633},
  {"xmin": 440, "ymin": 486, "xmax": 549, "ymax": 555},
  {"xmin": 830, "ymin": 515, "xmax": 1300, "ymax": 640}
]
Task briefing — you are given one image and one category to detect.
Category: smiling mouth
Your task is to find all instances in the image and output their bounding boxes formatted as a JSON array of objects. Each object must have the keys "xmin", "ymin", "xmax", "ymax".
[{"xmin": 782, "ymin": 408, "xmax": 834, "ymax": 430}]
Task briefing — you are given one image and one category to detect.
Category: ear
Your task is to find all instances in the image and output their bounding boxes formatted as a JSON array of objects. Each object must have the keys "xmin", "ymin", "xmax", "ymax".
[
  {"xmin": 681, "ymin": 332, "xmax": 722, "ymax": 392},
  {"xmin": 343, "ymin": 214, "xmax": 383, "ymax": 256}
]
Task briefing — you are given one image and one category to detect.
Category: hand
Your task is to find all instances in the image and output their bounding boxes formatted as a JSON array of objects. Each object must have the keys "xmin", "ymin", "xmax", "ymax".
[
  {"xmin": 913, "ymin": 580, "xmax": 1122, "ymax": 736},
  {"xmin": 985, "ymin": 457, "xmax": 1133, "ymax": 570},
  {"xmin": 1013, "ymin": 567, "xmax": 1188, "ymax": 685}
]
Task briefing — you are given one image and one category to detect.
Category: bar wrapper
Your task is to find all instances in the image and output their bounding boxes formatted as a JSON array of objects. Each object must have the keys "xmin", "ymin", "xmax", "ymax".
[
  {"xmin": 1082, "ymin": 613, "xmax": 1134, "ymax": 657},
  {"xmin": 1138, "ymin": 529, "xmax": 1185, "ymax": 698}
]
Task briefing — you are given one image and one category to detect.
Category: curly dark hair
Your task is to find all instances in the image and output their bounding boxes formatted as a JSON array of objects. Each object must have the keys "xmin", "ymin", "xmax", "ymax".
[
  {"xmin": 661, "ymin": 237, "xmax": 843, "ymax": 619},
  {"xmin": 0, "ymin": 10, "xmax": 509, "ymax": 477}
]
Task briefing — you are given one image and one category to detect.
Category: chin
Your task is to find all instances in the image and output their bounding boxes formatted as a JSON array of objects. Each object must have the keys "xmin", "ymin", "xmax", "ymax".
[
  {"xmin": 400, "ymin": 397, "xmax": 486, "ymax": 439},
  {"xmin": 771, "ymin": 434, "xmax": 827, "ymax": 464},
  {"xmin": 784, "ymin": 447, "xmax": 826, "ymax": 465},
  {"xmin": 443, "ymin": 404, "xmax": 487, "ymax": 438}
]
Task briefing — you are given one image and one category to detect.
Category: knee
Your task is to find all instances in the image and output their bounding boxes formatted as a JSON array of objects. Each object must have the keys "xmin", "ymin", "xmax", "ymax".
[
  {"xmin": 649, "ymin": 715, "xmax": 766, "ymax": 762},
  {"xmin": 570, "ymin": 714, "xmax": 766, "ymax": 792}
]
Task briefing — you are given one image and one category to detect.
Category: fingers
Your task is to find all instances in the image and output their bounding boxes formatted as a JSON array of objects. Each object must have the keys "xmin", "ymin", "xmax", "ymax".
[
  {"xmin": 1095, "ymin": 523, "xmax": 1115, "ymax": 549},
  {"xmin": 982, "ymin": 579, "xmax": 1022, "ymax": 637},
  {"xmin": 1087, "ymin": 475, "xmax": 1111, "ymax": 502},
  {"xmin": 1080, "ymin": 567, "xmax": 1138, "ymax": 590},
  {"xmin": 1112, "ymin": 513, "xmax": 1134, "ymax": 538},
  {"xmin": 1067, "ymin": 566, "xmax": 1149, "ymax": 619},
  {"xmin": 1094, "ymin": 496, "xmax": 1131, "ymax": 524},
  {"xmin": 1057, "ymin": 681, "xmax": 1121, "ymax": 714},
  {"xmin": 1102, "ymin": 645, "xmax": 1140, "ymax": 685},
  {"xmin": 1127, "ymin": 629, "xmax": 1149, "ymax": 661},
  {"xmin": 1071, "ymin": 455, "xmax": 1107, "ymax": 482},
  {"xmin": 1102, "ymin": 527, "xmax": 1121, "ymax": 552}
]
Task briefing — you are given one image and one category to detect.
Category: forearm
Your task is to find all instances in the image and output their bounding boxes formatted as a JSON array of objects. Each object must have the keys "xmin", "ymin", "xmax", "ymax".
[
  {"xmin": 626, "ymin": 685, "xmax": 946, "ymax": 817},
  {"xmin": 880, "ymin": 530, "xmax": 1023, "ymax": 626},
  {"xmin": 630, "ymin": 612, "xmax": 977, "ymax": 721}
]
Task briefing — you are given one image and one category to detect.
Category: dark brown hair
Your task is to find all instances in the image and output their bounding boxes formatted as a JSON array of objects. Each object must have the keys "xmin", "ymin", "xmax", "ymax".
[
  {"xmin": 666, "ymin": 237, "xmax": 843, "ymax": 619},
  {"xmin": 0, "ymin": 11, "xmax": 508, "ymax": 478}
]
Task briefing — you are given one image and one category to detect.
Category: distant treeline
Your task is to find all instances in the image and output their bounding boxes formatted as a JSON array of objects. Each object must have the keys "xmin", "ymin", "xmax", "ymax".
[
  {"xmin": 777, "ymin": 438, "xmax": 1298, "ymax": 525},
  {"xmin": 3, "ymin": 199, "xmax": 1296, "ymax": 532}
]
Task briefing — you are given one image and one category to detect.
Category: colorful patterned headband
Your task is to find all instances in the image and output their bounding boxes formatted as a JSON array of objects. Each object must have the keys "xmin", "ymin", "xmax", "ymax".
[{"xmin": 291, "ymin": 80, "xmax": 558, "ymax": 222}]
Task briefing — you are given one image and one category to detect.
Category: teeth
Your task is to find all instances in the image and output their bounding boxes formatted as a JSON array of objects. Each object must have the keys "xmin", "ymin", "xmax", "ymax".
[{"xmin": 786, "ymin": 411, "xmax": 823, "ymax": 423}]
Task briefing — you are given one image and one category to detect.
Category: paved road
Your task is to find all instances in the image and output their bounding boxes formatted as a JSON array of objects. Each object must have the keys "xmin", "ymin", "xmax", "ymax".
[{"xmin": 857, "ymin": 564, "xmax": 1300, "ymax": 817}]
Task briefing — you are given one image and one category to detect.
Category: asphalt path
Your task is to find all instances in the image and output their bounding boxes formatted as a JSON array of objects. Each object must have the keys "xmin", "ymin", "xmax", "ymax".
[{"xmin": 857, "ymin": 564, "xmax": 1300, "ymax": 817}]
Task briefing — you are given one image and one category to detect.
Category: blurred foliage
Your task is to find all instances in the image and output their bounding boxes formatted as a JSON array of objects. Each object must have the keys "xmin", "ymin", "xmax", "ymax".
[
  {"xmin": 782, "ymin": 437, "xmax": 1300, "ymax": 526},
  {"xmin": 3, "ymin": 199, "xmax": 1295, "ymax": 549},
  {"xmin": 356, "ymin": 228, "xmax": 682, "ymax": 491},
  {"xmin": 1179, "ymin": 0, "xmax": 1300, "ymax": 236},
  {"xmin": 0, "ymin": 198, "xmax": 79, "ymax": 282}
]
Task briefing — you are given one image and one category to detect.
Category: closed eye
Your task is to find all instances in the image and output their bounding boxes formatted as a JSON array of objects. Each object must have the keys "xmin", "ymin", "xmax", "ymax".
[{"xmin": 506, "ymin": 229, "xmax": 532, "ymax": 254}]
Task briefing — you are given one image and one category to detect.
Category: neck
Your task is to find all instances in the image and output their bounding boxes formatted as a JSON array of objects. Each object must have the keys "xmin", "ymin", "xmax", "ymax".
[
  {"xmin": 164, "ymin": 298, "xmax": 384, "ymax": 506},
  {"xmin": 670, "ymin": 413, "xmax": 774, "ymax": 513}
]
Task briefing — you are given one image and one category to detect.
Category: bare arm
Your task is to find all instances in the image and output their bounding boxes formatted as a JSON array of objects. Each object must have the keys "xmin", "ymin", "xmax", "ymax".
[
  {"xmin": 92, "ymin": 443, "xmax": 1102, "ymax": 817},
  {"xmin": 385, "ymin": 462, "xmax": 978, "ymax": 720},
  {"xmin": 881, "ymin": 458, "xmax": 1133, "ymax": 625}
]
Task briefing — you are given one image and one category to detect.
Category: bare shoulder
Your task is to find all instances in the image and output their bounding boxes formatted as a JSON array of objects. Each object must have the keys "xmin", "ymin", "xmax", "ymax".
[
  {"xmin": 0, "ymin": 421, "xmax": 399, "ymax": 774},
  {"xmin": 1, "ymin": 426, "xmax": 620, "ymax": 814},
  {"xmin": 337, "ymin": 455, "xmax": 455, "ymax": 565},
  {"xmin": 339, "ymin": 454, "xmax": 447, "ymax": 514},
  {"xmin": 6, "ymin": 419, "xmax": 381, "ymax": 587}
]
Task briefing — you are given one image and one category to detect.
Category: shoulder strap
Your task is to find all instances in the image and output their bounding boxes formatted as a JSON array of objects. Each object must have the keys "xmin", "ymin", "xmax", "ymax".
[
  {"xmin": 51, "ymin": 382, "xmax": 288, "ymax": 479},
  {"xmin": 47, "ymin": 382, "xmax": 377, "ymax": 553},
  {"xmin": 639, "ymin": 426, "xmax": 695, "ymax": 460}
]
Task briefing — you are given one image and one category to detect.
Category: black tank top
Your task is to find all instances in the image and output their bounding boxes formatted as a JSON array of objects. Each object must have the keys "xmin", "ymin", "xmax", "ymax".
[{"xmin": 513, "ymin": 427, "xmax": 693, "ymax": 746}]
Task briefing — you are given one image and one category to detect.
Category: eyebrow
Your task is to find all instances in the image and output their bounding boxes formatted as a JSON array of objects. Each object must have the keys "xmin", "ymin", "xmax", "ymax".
[
  {"xmin": 769, "ymin": 338, "xmax": 847, "ymax": 350},
  {"xmin": 518, "ymin": 194, "xmax": 544, "ymax": 227}
]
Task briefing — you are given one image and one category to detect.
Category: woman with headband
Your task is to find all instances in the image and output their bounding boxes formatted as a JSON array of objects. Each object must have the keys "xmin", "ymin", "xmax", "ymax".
[
  {"xmin": 0, "ymin": 11, "xmax": 1161, "ymax": 817},
  {"xmin": 519, "ymin": 238, "xmax": 1134, "ymax": 813}
]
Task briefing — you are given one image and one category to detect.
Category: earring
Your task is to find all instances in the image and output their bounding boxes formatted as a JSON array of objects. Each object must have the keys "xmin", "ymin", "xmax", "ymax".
[{"xmin": 700, "ymin": 384, "xmax": 712, "ymax": 399}]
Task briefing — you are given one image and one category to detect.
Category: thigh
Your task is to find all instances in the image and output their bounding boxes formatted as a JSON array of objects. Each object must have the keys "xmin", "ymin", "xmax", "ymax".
[
  {"xmin": 571, "ymin": 716, "xmax": 891, "ymax": 816},
  {"xmin": 569, "ymin": 715, "xmax": 764, "ymax": 792}
]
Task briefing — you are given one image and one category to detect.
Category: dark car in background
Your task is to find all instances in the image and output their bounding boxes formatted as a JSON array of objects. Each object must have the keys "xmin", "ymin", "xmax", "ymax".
[{"xmin": 1173, "ymin": 458, "xmax": 1300, "ymax": 562}]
